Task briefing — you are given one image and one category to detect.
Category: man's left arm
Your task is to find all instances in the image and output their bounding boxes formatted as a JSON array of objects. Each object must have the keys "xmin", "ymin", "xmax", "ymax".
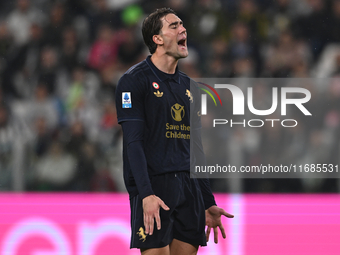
[
  {"xmin": 193, "ymin": 127, "xmax": 216, "ymax": 210},
  {"xmin": 192, "ymin": 127, "xmax": 234, "ymax": 243},
  {"xmin": 190, "ymin": 83, "xmax": 234, "ymax": 243}
]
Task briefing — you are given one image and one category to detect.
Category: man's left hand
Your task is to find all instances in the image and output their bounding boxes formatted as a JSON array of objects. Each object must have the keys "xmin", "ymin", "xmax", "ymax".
[{"xmin": 205, "ymin": 205, "xmax": 234, "ymax": 244}]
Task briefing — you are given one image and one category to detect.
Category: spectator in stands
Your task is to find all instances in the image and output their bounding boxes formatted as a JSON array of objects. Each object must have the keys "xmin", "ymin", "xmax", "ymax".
[
  {"xmin": 205, "ymin": 37, "xmax": 230, "ymax": 77},
  {"xmin": 72, "ymin": 142, "xmax": 97, "ymax": 191},
  {"xmin": 87, "ymin": 0, "xmax": 122, "ymax": 40},
  {"xmin": 0, "ymin": 104, "xmax": 31, "ymax": 190},
  {"xmin": 293, "ymin": 0, "xmax": 330, "ymax": 59},
  {"xmin": 12, "ymin": 83, "xmax": 59, "ymax": 132},
  {"xmin": 0, "ymin": 105, "xmax": 14, "ymax": 190},
  {"xmin": 24, "ymin": 23, "xmax": 45, "ymax": 77},
  {"xmin": 117, "ymin": 27, "xmax": 145, "ymax": 68},
  {"xmin": 98, "ymin": 100, "xmax": 120, "ymax": 148},
  {"xmin": 9, "ymin": 23, "xmax": 46, "ymax": 99},
  {"xmin": 228, "ymin": 22, "xmax": 261, "ymax": 76},
  {"xmin": 87, "ymin": 24, "xmax": 122, "ymax": 71},
  {"xmin": 0, "ymin": 21, "xmax": 12, "ymax": 63},
  {"xmin": 60, "ymin": 26, "xmax": 82, "ymax": 72},
  {"xmin": 236, "ymin": 0, "xmax": 269, "ymax": 41},
  {"xmin": 35, "ymin": 141, "xmax": 77, "ymax": 191},
  {"xmin": 7, "ymin": 0, "xmax": 46, "ymax": 47},
  {"xmin": 64, "ymin": 66, "xmax": 101, "ymax": 141},
  {"xmin": 31, "ymin": 117, "xmax": 53, "ymax": 157},
  {"xmin": 65, "ymin": 67, "xmax": 86, "ymax": 112},
  {"xmin": 329, "ymin": 0, "xmax": 340, "ymax": 42},
  {"xmin": 98, "ymin": 65, "xmax": 117, "ymax": 100},
  {"xmin": 43, "ymin": 2, "xmax": 71, "ymax": 47},
  {"xmin": 264, "ymin": 30, "xmax": 311, "ymax": 77},
  {"xmin": 37, "ymin": 46, "xmax": 59, "ymax": 95},
  {"xmin": 65, "ymin": 120, "xmax": 88, "ymax": 159}
]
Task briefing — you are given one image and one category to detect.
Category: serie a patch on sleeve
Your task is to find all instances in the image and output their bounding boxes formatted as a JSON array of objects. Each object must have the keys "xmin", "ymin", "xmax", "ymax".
[{"xmin": 122, "ymin": 92, "xmax": 132, "ymax": 108}]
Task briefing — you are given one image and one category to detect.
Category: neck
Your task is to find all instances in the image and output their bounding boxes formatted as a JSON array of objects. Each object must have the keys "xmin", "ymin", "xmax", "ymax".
[{"xmin": 150, "ymin": 52, "xmax": 178, "ymax": 74}]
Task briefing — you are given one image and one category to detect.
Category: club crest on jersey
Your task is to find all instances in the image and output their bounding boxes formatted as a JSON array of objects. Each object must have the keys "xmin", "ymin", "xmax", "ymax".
[
  {"xmin": 122, "ymin": 92, "xmax": 132, "ymax": 108},
  {"xmin": 186, "ymin": 89, "xmax": 193, "ymax": 103},
  {"xmin": 152, "ymin": 82, "xmax": 160, "ymax": 89}
]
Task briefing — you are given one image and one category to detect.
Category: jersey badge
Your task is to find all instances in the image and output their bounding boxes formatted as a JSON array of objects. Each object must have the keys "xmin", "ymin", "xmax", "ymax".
[
  {"xmin": 122, "ymin": 92, "xmax": 132, "ymax": 108},
  {"xmin": 152, "ymin": 82, "xmax": 160, "ymax": 89},
  {"xmin": 186, "ymin": 89, "xmax": 193, "ymax": 103}
]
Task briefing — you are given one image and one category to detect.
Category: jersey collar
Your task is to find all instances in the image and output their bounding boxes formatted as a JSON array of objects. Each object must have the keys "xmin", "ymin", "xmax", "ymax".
[{"xmin": 146, "ymin": 55, "xmax": 180, "ymax": 84}]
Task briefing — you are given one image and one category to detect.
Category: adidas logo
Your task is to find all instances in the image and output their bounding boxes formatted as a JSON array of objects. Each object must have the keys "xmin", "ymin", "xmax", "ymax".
[{"xmin": 154, "ymin": 91, "xmax": 163, "ymax": 97}]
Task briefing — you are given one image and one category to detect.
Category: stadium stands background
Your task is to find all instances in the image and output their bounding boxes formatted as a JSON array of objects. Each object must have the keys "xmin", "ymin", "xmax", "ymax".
[{"xmin": 0, "ymin": 0, "xmax": 340, "ymax": 193}]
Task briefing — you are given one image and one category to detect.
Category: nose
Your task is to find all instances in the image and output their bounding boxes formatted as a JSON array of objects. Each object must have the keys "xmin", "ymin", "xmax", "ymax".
[
  {"xmin": 179, "ymin": 25, "xmax": 187, "ymax": 34},
  {"xmin": 179, "ymin": 24, "xmax": 186, "ymax": 34}
]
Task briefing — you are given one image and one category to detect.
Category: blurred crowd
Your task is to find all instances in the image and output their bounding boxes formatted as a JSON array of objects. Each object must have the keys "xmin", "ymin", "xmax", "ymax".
[{"xmin": 0, "ymin": 0, "xmax": 340, "ymax": 193}]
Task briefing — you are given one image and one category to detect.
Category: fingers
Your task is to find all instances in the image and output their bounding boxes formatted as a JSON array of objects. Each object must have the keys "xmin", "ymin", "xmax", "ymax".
[
  {"xmin": 221, "ymin": 209, "xmax": 234, "ymax": 218},
  {"xmin": 206, "ymin": 227, "xmax": 211, "ymax": 242},
  {"xmin": 155, "ymin": 198, "xmax": 169, "ymax": 231},
  {"xmin": 155, "ymin": 212, "xmax": 161, "ymax": 230},
  {"xmin": 149, "ymin": 214, "xmax": 154, "ymax": 235},
  {"xmin": 214, "ymin": 227, "xmax": 218, "ymax": 244},
  {"xmin": 144, "ymin": 214, "xmax": 155, "ymax": 235},
  {"xmin": 207, "ymin": 225, "xmax": 226, "ymax": 244},
  {"xmin": 143, "ymin": 196, "xmax": 169, "ymax": 235},
  {"xmin": 159, "ymin": 199, "xmax": 170, "ymax": 211},
  {"xmin": 219, "ymin": 224, "xmax": 226, "ymax": 239},
  {"xmin": 143, "ymin": 213, "xmax": 149, "ymax": 235}
]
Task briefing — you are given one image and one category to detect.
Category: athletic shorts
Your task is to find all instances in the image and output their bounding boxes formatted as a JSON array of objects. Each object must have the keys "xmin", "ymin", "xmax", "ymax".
[{"xmin": 129, "ymin": 171, "xmax": 207, "ymax": 249}]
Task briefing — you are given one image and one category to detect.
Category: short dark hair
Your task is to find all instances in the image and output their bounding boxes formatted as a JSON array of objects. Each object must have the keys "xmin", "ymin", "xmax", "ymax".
[{"xmin": 142, "ymin": 8, "xmax": 176, "ymax": 54}]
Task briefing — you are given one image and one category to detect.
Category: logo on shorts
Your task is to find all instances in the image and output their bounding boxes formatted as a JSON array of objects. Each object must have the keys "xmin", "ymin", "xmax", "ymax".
[
  {"xmin": 171, "ymin": 103, "xmax": 185, "ymax": 122},
  {"xmin": 122, "ymin": 92, "xmax": 132, "ymax": 108},
  {"xmin": 137, "ymin": 227, "xmax": 147, "ymax": 242}
]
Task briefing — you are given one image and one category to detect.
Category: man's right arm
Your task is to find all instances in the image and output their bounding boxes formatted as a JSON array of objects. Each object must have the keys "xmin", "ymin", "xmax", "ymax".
[
  {"xmin": 121, "ymin": 121, "xmax": 153, "ymax": 199},
  {"xmin": 121, "ymin": 120, "xmax": 170, "ymax": 235},
  {"xmin": 116, "ymin": 74, "xmax": 169, "ymax": 235}
]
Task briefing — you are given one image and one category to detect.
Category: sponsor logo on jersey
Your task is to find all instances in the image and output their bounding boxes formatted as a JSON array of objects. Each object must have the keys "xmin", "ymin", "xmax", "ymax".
[
  {"xmin": 122, "ymin": 92, "xmax": 132, "ymax": 108},
  {"xmin": 171, "ymin": 103, "xmax": 185, "ymax": 122}
]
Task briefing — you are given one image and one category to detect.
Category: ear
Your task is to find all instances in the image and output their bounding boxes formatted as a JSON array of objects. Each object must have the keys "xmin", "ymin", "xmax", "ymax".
[{"xmin": 152, "ymin": 34, "xmax": 163, "ymax": 46}]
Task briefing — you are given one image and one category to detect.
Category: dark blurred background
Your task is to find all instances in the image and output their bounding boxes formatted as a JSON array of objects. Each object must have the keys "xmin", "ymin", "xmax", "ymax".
[{"xmin": 0, "ymin": 0, "xmax": 340, "ymax": 193}]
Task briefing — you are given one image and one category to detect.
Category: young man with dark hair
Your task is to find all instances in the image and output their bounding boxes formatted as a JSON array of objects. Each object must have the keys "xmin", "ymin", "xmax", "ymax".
[{"xmin": 116, "ymin": 7, "xmax": 233, "ymax": 255}]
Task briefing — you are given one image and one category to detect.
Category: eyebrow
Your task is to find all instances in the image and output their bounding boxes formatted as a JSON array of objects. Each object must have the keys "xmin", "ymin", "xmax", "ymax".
[{"xmin": 168, "ymin": 20, "xmax": 183, "ymax": 27}]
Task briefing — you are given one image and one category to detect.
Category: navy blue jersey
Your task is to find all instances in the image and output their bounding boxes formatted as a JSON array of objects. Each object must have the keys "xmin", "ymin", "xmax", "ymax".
[{"xmin": 116, "ymin": 56, "xmax": 201, "ymax": 198}]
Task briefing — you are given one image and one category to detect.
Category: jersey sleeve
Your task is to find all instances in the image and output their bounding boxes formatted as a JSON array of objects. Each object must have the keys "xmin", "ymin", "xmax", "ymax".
[
  {"xmin": 116, "ymin": 73, "xmax": 146, "ymax": 123},
  {"xmin": 190, "ymin": 79, "xmax": 216, "ymax": 209},
  {"xmin": 122, "ymin": 121, "xmax": 154, "ymax": 200}
]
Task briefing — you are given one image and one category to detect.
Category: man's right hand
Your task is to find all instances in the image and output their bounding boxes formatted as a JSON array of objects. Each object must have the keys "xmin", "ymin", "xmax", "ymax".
[{"xmin": 142, "ymin": 195, "xmax": 170, "ymax": 235}]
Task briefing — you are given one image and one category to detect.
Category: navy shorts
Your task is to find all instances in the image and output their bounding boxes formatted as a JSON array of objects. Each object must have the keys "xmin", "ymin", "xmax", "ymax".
[{"xmin": 129, "ymin": 171, "xmax": 207, "ymax": 249}]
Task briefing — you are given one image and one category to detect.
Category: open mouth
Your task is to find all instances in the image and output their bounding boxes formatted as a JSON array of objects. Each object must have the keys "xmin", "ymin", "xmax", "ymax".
[{"xmin": 178, "ymin": 39, "xmax": 186, "ymax": 48}]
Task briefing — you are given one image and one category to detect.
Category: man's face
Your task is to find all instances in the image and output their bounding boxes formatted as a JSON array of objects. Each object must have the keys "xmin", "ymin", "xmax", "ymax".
[{"xmin": 158, "ymin": 14, "xmax": 188, "ymax": 59}]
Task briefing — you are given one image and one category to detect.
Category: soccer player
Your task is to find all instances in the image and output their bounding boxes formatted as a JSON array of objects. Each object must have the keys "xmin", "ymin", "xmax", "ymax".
[{"xmin": 116, "ymin": 7, "xmax": 234, "ymax": 255}]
